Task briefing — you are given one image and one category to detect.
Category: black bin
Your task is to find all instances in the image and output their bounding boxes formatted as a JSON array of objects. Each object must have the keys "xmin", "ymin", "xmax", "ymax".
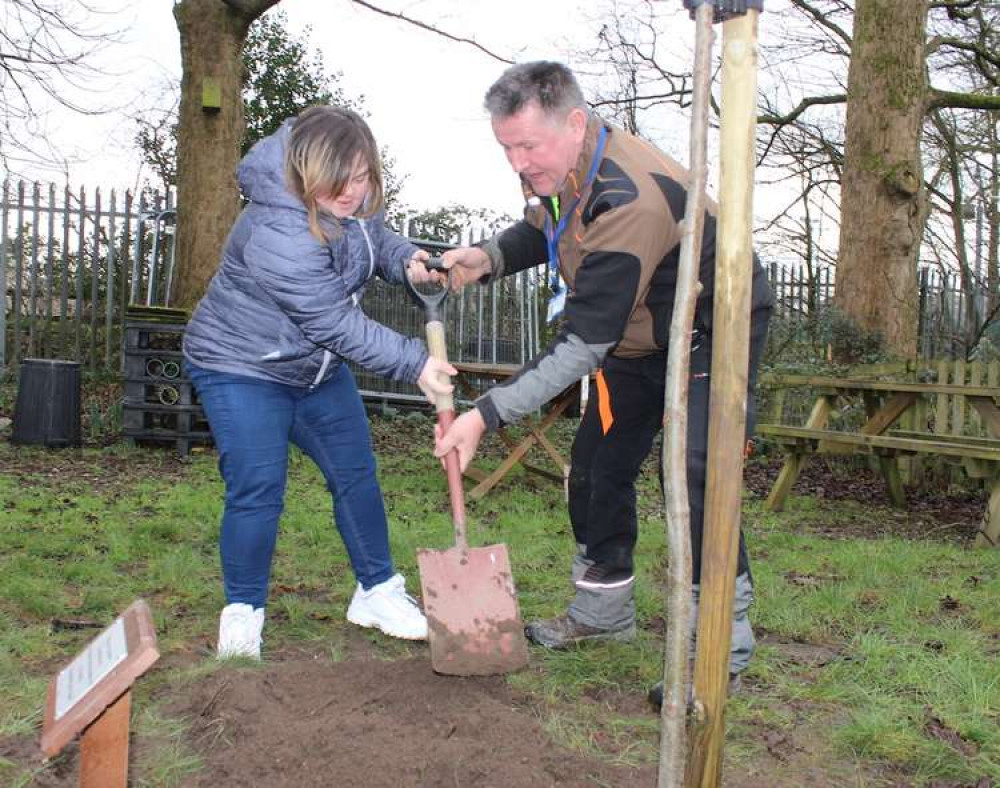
[{"xmin": 11, "ymin": 359, "xmax": 82, "ymax": 447}]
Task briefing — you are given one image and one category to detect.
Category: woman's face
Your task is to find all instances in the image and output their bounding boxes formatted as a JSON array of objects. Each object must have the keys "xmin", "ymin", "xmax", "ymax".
[{"xmin": 317, "ymin": 155, "xmax": 370, "ymax": 218}]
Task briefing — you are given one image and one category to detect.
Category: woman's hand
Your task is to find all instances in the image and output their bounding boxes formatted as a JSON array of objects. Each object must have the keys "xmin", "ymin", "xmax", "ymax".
[
  {"xmin": 434, "ymin": 407, "xmax": 486, "ymax": 472},
  {"xmin": 440, "ymin": 247, "xmax": 492, "ymax": 291},
  {"xmin": 416, "ymin": 356, "xmax": 456, "ymax": 405}
]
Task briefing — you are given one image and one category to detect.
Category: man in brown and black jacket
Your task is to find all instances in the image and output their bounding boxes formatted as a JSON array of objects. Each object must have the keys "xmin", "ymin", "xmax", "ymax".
[{"xmin": 433, "ymin": 61, "xmax": 773, "ymax": 685}]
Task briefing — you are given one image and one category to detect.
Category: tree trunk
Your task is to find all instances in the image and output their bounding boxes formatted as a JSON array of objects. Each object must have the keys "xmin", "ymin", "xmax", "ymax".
[
  {"xmin": 834, "ymin": 0, "xmax": 929, "ymax": 359},
  {"xmin": 172, "ymin": 0, "xmax": 280, "ymax": 310},
  {"xmin": 988, "ymin": 119, "xmax": 999, "ymax": 319}
]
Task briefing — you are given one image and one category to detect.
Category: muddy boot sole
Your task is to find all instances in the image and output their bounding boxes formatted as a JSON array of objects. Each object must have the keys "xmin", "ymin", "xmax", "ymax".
[{"xmin": 525, "ymin": 619, "xmax": 637, "ymax": 649}]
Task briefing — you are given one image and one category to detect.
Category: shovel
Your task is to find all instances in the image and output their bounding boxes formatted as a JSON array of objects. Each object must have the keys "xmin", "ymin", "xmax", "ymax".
[{"xmin": 404, "ymin": 258, "xmax": 530, "ymax": 676}]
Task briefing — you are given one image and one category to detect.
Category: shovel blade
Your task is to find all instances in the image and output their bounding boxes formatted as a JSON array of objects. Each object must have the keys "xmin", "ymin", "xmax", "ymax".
[{"xmin": 418, "ymin": 544, "xmax": 530, "ymax": 676}]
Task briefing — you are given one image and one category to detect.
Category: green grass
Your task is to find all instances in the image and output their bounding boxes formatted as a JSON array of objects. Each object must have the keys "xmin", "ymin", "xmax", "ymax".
[{"xmin": 2, "ymin": 412, "xmax": 1000, "ymax": 785}]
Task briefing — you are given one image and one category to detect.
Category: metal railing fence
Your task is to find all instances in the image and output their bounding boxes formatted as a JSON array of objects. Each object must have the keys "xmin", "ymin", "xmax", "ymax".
[
  {"xmin": 766, "ymin": 260, "xmax": 994, "ymax": 359},
  {"xmin": 4, "ymin": 178, "xmax": 992, "ymax": 390},
  {"xmin": 0, "ymin": 180, "xmax": 544, "ymax": 394}
]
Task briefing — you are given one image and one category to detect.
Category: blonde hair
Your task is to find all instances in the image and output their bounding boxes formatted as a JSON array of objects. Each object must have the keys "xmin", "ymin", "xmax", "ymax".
[{"xmin": 285, "ymin": 106, "xmax": 384, "ymax": 242}]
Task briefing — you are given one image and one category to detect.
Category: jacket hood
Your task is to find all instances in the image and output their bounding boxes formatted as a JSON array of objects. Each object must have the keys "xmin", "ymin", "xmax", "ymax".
[{"xmin": 237, "ymin": 118, "xmax": 303, "ymax": 211}]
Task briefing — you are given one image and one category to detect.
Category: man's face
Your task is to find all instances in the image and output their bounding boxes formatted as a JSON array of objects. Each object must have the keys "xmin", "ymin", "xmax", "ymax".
[{"xmin": 491, "ymin": 102, "xmax": 587, "ymax": 197}]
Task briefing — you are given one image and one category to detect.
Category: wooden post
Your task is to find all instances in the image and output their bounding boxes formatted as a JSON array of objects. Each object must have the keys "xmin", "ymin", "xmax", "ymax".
[
  {"xmin": 879, "ymin": 456, "xmax": 907, "ymax": 508},
  {"xmin": 79, "ymin": 689, "xmax": 131, "ymax": 788},
  {"xmin": 658, "ymin": 4, "xmax": 715, "ymax": 786},
  {"xmin": 686, "ymin": 8, "xmax": 760, "ymax": 787},
  {"xmin": 975, "ymin": 475, "xmax": 1000, "ymax": 548}
]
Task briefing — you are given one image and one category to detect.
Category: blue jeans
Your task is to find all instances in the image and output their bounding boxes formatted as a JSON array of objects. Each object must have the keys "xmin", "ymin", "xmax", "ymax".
[{"xmin": 185, "ymin": 362, "xmax": 395, "ymax": 608}]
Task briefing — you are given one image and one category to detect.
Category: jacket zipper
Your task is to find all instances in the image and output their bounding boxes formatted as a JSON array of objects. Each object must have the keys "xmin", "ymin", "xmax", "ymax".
[{"xmin": 311, "ymin": 218, "xmax": 374, "ymax": 389}]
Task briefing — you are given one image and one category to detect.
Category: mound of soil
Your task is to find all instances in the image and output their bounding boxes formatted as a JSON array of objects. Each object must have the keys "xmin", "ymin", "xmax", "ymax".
[
  {"xmin": 162, "ymin": 657, "xmax": 655, "ymax": 787},
  {"xmin": 5, "ymin": 652, "xmax": 656, "ymax": 788}
]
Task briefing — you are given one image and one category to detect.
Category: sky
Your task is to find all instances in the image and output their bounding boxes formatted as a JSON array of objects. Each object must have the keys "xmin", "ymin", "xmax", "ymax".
[{"xmin": 10, "ymin": 0, "xmax": 802, "ymax": 223}]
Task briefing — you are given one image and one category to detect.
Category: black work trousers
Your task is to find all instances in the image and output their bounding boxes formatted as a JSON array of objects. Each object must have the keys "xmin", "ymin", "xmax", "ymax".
[{"xmin": 567, "ymin": 316, "xmax": 769, "ymax": 585}]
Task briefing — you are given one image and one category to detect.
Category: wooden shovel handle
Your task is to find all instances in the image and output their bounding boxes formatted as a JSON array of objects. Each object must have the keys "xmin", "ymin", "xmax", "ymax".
[
  {"xmin": 426, "ymin": 321, "xmax": 454, "ymax": 414},
  {"xmin": 425, "ymin": 320, "xmax": 467, "ymax": 549}
]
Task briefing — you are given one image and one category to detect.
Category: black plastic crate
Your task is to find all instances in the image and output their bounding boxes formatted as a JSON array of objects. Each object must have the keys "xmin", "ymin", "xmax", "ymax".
[
  {"xmin": 123, "ymin": 404, "xmax": 212, "ymax": 456},
  {"xmin": 122, "ymin": 429, "xmax": 212, "ymax": 456},
  {"xmin": 122, "ymin": 403, "xmax": 208, "ymax": 433},
  {"xmin": 123, "ymin": 321, "xmax": 185, "ymax": 353},
  {"xmin": 123, "ymin": 378, "xmax": 199, "ymax": 407},
  {"xmin": 124, "ymin": 350, "xmax": 185, "ymax": 382}
]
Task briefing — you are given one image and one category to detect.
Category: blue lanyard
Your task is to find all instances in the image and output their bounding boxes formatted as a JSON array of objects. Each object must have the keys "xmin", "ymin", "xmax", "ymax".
[{"xmin": 545, "ymin": 125, "xmax": 608, "ymax": 293}]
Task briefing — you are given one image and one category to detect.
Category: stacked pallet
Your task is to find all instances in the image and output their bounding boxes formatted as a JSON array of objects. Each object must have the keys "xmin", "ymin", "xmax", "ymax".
[{"xmin": 122, "ymin": 306, "xmax": 211, "ymax": 455}]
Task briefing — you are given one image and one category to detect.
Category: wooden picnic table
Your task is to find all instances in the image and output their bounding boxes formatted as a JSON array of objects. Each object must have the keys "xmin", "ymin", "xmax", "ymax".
[
  {"xmin": 452, "ymin": 361, "xmax": 580, "ymax": 500},
  {"xmin": 757, "ymin": 373, "xmax": 1000, "ymax": 547}
]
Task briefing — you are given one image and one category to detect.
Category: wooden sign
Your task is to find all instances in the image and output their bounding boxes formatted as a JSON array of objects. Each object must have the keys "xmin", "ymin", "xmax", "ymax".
[{"xmin": 41, "ymin": 599, "xmax": 159, "ymax": 787}]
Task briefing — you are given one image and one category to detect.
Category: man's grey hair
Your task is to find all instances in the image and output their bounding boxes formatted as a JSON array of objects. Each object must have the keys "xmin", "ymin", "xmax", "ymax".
[{"xmin": 484, "ymin": 61, "xmax": 587, "ymax": 120}]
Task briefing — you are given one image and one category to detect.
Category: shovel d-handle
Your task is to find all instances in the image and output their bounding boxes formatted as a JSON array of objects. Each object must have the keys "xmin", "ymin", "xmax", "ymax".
[{"xmin": 403, "ymin": 256, "xmax": 449, "ymax": 323}]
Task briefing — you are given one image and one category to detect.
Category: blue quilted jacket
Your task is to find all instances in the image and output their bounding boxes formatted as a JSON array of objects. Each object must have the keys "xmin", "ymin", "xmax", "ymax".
[{"xmin": 183, "ymin": 119, "xmax": 427, "ymax": 387}]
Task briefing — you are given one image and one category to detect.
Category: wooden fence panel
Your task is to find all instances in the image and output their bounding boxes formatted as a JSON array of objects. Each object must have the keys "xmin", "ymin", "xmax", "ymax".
[
  {"xmin": 970, "ymin": 360, "xmax": 982, "ymax": 436},
  {"xmin": 953, "ymin": 358, "xmax": 967, "ymax": 438}
]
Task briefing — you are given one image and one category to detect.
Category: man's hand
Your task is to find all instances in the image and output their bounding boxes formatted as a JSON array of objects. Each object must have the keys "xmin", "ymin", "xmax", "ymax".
[
  {"xmin": 434, "ymin": 407, "xmax": 486, "ymax": 472},
  {"xmin": 440, "ymin": 247, "xmax": 492, "ymax": 291},
  {"xmin": 416, "ymin": 357, "xmax": 456, "ymax": 405},
  {"xmin": 406, "ymin": 249, "xmax": 448, "ymax": 286}
]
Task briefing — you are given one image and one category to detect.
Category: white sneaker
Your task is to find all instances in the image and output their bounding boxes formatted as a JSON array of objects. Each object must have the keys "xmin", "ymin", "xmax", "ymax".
[
  {"xmin": 217, "ymin": 603, "xmax": 265, "ymax": 659},
  {"xmin": 346, "ymin": 574, "xmax": 428, "ymax": 640}
]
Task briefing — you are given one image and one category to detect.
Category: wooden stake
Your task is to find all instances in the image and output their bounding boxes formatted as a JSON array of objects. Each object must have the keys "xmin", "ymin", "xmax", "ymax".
[
  {"xmin": 686, "ymin": 9, "xmax": 761, "ymax": 788},
  {"xmin": 657, "ymin": 4, "xmax": 715, "ymax": 787},
  {"xmin": 79, "ymin": 689, "xmax": 131, "ymax": 788}
]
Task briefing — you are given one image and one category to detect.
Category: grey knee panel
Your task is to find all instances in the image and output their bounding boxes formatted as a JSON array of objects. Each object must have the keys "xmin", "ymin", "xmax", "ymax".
[
  {"xmin": 690, "ymin": 572, "xmax": 756, "ymax": 674},
  {"xmin": 569, "ymin": 549, "xmax": 635, "ymax": 629}
]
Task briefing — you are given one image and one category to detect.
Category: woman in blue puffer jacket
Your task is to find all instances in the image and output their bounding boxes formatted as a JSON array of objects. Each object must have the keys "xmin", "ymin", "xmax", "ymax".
[{"xmin": 183, "ymin": 106, "xmax": 455, "ymax": 659}]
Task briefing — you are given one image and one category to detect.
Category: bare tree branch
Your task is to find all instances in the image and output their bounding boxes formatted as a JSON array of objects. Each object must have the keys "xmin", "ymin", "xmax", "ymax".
[
  {"xmin": 929, "ymin": 0, "xmax": 979, "ymax": 21},
  {"xmin": 926, "ymin": 87, "xmax": 1000, "ymax": 111},
  {"xmin": 927, "ymin": 35, "xmax": 1000, "ymax": 69},
  {"xmin": 348, "ymin": 0, "xmax": 514, "ymax": 65},
  {"xmin": 758, "ymin": 94, "xmax": 846, "ymax": 126},
  {"xmin": 591, "ymin": 91, "xmax": 691, "ymax": 109},
  {"xmin": 0, "ymin": 0, "xmax": 125, "ymax": 171},
  {"xmin": 789, "ymin": 0, "xmax": 852, "ymax": 48}
]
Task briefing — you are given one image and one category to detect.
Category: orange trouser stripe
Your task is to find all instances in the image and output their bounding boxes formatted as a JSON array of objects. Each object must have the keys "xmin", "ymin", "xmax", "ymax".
[{"xmin": 596, "ymin": 369, "xmax": 614, "ymax": 435}]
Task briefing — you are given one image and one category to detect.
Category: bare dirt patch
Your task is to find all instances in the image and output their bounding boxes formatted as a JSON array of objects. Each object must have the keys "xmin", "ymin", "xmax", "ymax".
[
  {"xmin": 745, "ymin": 455, "xmax": 985, "ymax": 544},
  {"xmin": 0, "ymin": 443, "xmax": 195, "ymax": 498}
]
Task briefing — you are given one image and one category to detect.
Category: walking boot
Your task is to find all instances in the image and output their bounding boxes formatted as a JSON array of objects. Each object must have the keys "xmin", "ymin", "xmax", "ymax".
[
  {"xmin": 647, "ymin": 672, "xmax": 743, "ymax": 710},
  {"xmin": 525, "ymin": 613, "xmax": 636, "ymax": 649}
]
